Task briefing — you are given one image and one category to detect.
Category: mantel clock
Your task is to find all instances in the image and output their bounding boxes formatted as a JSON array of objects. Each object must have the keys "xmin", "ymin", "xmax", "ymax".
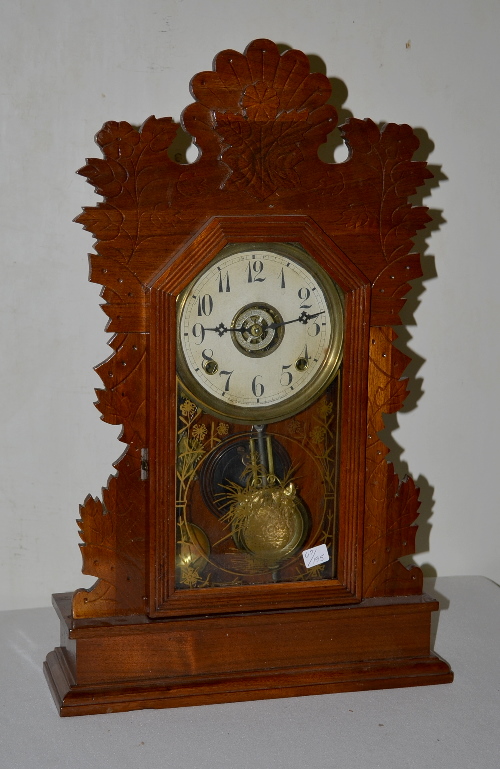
[{"xmin": 44, "ymin": 39, "xmax": 453, "ymax": 716}]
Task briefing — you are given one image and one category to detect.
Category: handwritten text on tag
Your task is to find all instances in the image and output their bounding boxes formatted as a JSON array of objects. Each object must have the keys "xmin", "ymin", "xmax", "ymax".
[{"xmin": 302, "ymin": 544, "xmax": 329, "ymax": 569}]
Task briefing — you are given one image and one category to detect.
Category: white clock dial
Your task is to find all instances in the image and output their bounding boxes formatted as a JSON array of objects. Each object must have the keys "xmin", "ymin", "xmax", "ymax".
[{"xmin": 176, "ymin": 243, "xmax": 343, "ymax": 424}]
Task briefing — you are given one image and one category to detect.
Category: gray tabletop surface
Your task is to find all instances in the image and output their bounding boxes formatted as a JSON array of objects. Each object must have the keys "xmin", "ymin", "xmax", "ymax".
[{"xmin": 0, "ymin": 576, "xmax": 498, "ymax": 769}]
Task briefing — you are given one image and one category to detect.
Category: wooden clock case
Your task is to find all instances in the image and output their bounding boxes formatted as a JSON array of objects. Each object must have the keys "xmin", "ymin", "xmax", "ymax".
[{"xmin": 44, "ymin": 39, "xmax": 453, "ymax": 716}]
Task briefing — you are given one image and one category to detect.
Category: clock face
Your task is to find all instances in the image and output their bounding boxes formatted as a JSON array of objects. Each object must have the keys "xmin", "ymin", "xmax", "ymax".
[{"xmin": 176, "ymin": 243, "xmax": 344, "ymax": 424}]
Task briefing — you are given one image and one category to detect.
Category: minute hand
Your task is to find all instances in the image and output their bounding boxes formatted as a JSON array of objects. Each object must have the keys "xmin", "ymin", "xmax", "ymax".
[{"xmin": 267, "ymin": 310, "xmax": 325, "ymax": 330}]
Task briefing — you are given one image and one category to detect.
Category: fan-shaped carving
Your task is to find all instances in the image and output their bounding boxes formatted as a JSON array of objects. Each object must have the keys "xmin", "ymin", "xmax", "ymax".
[{"xmin": 184, "ymin": 39, "xmax": 337, "ymax": 199}]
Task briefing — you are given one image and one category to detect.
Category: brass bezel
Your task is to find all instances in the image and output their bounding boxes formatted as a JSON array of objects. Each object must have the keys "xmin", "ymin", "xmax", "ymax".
[{"xmin": 176, "ymin": 242, "xmax": 344, "ymax": 425}]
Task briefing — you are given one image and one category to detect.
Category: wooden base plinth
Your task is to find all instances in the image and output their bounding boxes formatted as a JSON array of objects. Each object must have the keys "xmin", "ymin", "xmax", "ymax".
[{"xmin": 44, "ymin": 592, "xmax": 453, "ymax": 717}]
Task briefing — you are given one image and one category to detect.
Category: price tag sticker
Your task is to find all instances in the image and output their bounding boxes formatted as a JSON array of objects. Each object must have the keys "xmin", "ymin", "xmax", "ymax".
[{"xmin": 302, "ymin": 543, "xmax": 329, "ymax": 569}]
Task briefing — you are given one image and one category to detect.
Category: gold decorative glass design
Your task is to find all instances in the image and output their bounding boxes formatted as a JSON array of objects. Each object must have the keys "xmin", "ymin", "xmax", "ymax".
[{"xmin": 175, "ymin": 379, "xmax": 341, "ymax": 589}]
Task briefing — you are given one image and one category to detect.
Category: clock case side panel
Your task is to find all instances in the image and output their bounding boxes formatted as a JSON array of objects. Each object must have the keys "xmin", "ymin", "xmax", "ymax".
[
  {"xmin": 72, "ymin": 329, "xmax": 149, "ymax": 618},
  {"xmin": 69, "ymin": 114, "xmax": 185, "ymax": 619},
  {"xmin": 363, "ymin": 326, "xmax": 423, "ymax": 597},
  {"xmin": 148, "ymin": 215, "xmax": 371, "ymax": 617}
]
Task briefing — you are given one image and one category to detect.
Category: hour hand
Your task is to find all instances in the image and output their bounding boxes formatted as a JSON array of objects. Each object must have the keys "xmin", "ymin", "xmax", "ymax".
[{"xmin": 203, "ymin": 322, "xmax": 231, "ymax": 336}]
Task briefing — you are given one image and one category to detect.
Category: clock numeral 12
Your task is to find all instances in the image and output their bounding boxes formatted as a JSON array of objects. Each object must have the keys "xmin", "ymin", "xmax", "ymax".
[{"xmin": 247, "ymin": 260, "xmax": 265, "ymax": 283}]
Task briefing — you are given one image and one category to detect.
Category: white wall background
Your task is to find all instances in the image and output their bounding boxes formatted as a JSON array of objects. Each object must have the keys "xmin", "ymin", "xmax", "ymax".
[{"xmin": 1, "ymin": 0, "xmax": 499, "ymax": 611}]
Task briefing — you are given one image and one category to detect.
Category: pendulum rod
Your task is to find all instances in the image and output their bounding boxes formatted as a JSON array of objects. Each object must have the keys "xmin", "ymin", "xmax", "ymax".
[{"xmin": 253, "ymin": 424, "xmax": 268, "ymax": 487}]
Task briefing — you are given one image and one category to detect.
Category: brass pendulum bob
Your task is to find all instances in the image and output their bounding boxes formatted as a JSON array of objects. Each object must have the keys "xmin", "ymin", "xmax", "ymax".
[{"xmin": 231, "ymin": 425, "xmax": 309, "ymax": 573}]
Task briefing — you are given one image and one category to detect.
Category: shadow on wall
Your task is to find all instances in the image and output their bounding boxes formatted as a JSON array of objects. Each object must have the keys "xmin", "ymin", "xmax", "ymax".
[
  {"xmin": 305, "ymin": 52, "xmax": 353, "ymax": 163},
  {"xmin": 422, "ymin": 577, "xmax": 451, "ymax": 646},
  {"xmin": 378, "ymin": 127, "xmax": 447, "ymax": 578}
]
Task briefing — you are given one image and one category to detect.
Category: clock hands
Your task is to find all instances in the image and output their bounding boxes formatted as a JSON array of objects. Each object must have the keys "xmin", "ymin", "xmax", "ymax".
[
  {"xmin": 203, "ymin": 310, "xmax": 325, "ymax": 337},
  {"xmin": 267, "ymin": 310, "xmax": 325, "ymax": 330},
  {"xmin": 202, "ymin": 322, "xmax": 231, "ymax": 337}
]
